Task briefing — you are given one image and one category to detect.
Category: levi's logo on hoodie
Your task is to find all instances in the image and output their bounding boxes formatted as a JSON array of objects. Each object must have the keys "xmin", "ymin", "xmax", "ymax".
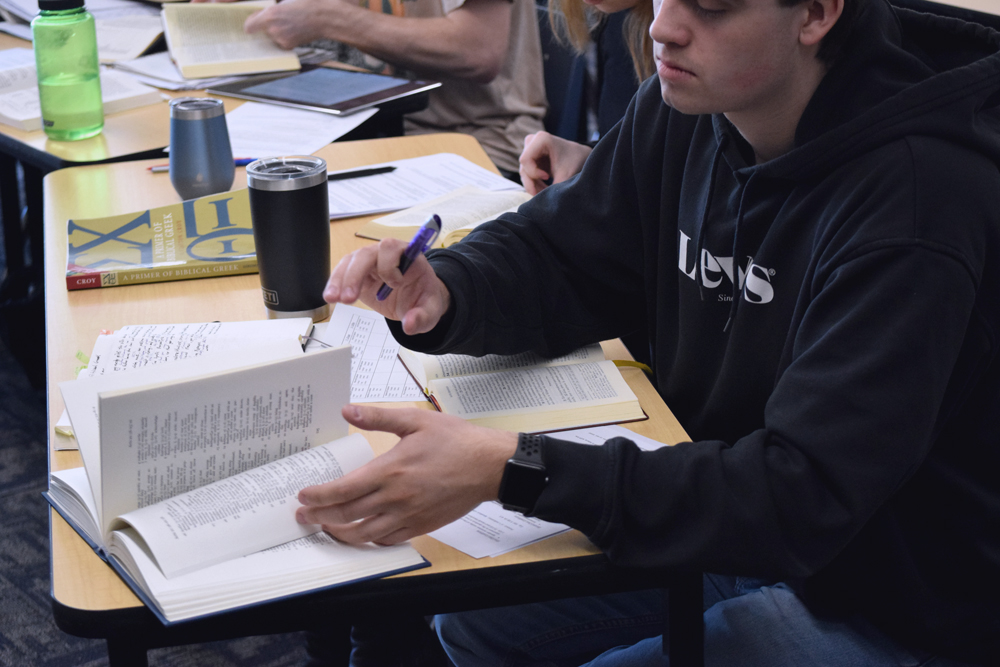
[{"xmin": 678, "ymin": 230, "xmax": 775, "ymax": 304}]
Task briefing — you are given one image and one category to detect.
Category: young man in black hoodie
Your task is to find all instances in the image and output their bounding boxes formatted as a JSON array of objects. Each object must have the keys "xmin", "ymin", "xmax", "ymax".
[{"xmin": 305, "ymin": 0, "xmax": 1000, "ymax": 663}]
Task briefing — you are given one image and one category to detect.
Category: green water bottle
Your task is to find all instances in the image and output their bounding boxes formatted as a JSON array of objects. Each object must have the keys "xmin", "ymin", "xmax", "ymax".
[{"xmin": 31, "ymin": 0, "xmax": 103, "ymax": 141}]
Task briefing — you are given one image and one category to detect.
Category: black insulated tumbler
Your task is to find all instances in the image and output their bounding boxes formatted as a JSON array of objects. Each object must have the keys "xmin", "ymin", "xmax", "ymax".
[{"xmin": 246, "ymin": 156, "xmax": 331, "ymax": 322}]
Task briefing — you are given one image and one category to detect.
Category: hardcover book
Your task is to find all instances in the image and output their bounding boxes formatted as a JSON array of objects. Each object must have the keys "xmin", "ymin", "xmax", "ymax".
[
  {"xmin": 66, "ymin": 189, "xmax": 257, "ymax": 291},
  {"xmin": 47, "ymin": 342, "xmax": 427, "ymax": 624}
]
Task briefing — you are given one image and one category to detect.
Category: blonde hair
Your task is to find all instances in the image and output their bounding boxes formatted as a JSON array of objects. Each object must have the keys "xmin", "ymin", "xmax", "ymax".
[{"xmin": 547, "ymin": 0, "xmax": 655, "ymax": 82}]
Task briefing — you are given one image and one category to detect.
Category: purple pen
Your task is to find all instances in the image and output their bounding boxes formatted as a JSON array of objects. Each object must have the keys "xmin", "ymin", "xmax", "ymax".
[{"xmin": 376, "ymin": 214, "xmax": 442, "ymax": 301}]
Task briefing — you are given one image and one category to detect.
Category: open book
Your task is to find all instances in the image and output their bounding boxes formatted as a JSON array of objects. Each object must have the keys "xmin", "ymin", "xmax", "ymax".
[
  {"xmin": 47, "ymin": 342, "xmax": 426, "ymax": 624},
  {"xmin": 356, "ymin": 186, "xmax": 532, "ymax": 247},
  {"xmin": 161, "ymin": 0, "xmax": 301, "ymax": 79},
  {"xmin": 0, "ymin": 49, "xmax": 162, "ymax": 132},
  {"xmin": 398, "ymin": 344, "xmax": 646, "ymax": 433}
]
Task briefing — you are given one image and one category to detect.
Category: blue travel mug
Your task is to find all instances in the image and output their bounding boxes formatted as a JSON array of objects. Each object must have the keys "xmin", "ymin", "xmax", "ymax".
[{"xmin": 169, "ymin": 98, "xmax": 234, "ymax": 201}]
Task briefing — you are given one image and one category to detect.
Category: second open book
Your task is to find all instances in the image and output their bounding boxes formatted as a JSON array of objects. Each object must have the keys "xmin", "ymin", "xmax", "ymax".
[
  {"xmin": 47, "ymin": 323, "xmax": 425, "ymax": 624},
  {"xmin": 398, "ymin": 343, "xmax": 646, "ymax": 433}
]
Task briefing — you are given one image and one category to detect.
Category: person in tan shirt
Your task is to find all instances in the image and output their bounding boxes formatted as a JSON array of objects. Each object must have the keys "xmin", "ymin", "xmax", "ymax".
[{"xmin": 198, "ymin": 0, "xmax": 546, "ymax": 178}]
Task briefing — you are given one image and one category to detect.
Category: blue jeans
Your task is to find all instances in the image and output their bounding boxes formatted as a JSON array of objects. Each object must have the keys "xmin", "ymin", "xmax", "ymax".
[{"xmin": 435, "ymin": 574, "xmax": 971, "ymax": 667}]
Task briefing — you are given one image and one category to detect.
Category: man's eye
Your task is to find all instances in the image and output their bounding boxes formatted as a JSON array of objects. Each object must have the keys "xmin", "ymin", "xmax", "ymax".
[{"xmin": 693, "ymin": 3, "xmax": 727, "ymax": 17}]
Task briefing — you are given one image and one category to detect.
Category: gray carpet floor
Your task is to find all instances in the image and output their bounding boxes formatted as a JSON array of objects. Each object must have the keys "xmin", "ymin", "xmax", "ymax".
[{"xmin": 0, "ymin": 337, "xmax": 314, "ymax": 666}]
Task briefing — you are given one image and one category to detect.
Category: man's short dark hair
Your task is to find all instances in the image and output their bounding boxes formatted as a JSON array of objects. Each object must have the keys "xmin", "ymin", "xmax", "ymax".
[{"xmin": 780, "ymin": 0, "xmax": 864, "ymax": 66}]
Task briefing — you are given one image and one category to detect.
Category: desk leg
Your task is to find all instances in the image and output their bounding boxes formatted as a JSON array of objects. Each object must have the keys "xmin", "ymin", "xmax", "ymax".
[
  {"xmin": 106, "ymin": 638, "xmax": 149, "ymax": 667},
  {"xmin": 664, "ymin": 572, "xmax": 704, "ymax": 667},
  {"xmin": 0, "ymin": 154, "xmax": 23, "ymax": 280},
  {"xmin": 21, "ymin": 163, "xmax": 44, "ymax": 278}
]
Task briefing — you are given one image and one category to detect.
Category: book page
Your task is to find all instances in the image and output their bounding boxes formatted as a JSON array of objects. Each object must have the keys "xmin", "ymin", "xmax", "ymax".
[
  {"xmin": 328, "ymin": 153, "xmax": 522, "ymax": 219},
  {"xmin": 60, "ymin": 343, "xmax": 321, "ymax": 535},
  {"xmin": 0, "ymin": 48, "xmax": 38, "ymax": 94},
  {"xmin": 430, "ymin": 426, "xmax": 671, "ymax": 558},
  {"xmin": 0, "ymin": 66, "xmax": 161, "ymax": 130},
  {"xmin": 116, "ymin": 433, "xmax": 373, "ymax": 578},
  {"xmin": 96, "ymin": 15, "xmax": 164, "ymax": 62},
  {"xmin": 225, "ymin": 102, "xmax": 377, "ymax": 159},
  {"xmin": 164, "ymin": 1, "xmax": 274, "ymax": 50},
  {"xmin": 431, "ymin": 359, "xmax": 636, "ymax": 419},
  {"xmin": 405, "ymin": 344, "xmax": 605, "ymax": 384},
  {"xmin": 368, "ymin": 185, "xmax": 531, "ymax": 236},
  {"xmin": 97, "ymin": 346, "xmax": 351, "ymax": 540},
  {"xmin": 319, "ymin": 304, "xmax": 426, "ymax": 402},
  {"xmin": 83, "ymin": 319, "xmax": 312, "ymax": 377},
  {"xmin": 163, "ymin": 1, "xmax": 297, "ymax": 75},
  {"xmin": 98, "ymin": 69, "xmax": 161, "ymax": 110}
]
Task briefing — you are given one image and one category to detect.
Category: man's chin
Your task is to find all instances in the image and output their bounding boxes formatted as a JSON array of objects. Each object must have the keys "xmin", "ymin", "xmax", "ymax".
[{"xmin": 659, "ymin": 85, "xmax": 715, "ymax": 116}]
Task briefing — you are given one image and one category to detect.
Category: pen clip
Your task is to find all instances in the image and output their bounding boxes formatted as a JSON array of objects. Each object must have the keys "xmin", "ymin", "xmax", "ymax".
[{"xmin": 420, "ymin": 215, "xmax": 441, "ymax": 251}]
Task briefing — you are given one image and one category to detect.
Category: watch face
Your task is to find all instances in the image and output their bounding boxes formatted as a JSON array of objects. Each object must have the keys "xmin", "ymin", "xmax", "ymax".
[{"xmin": 499, "ymin": 460, "xmax": 547, "ymax": 513}]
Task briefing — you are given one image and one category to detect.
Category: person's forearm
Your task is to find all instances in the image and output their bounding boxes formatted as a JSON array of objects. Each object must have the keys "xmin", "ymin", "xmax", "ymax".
[{"xmin": 317, "ymin": 0, "xmax": 510, "ymax": 83}]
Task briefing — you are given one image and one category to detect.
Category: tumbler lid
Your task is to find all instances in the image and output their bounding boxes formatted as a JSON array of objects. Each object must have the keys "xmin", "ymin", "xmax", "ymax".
[
  {"xmin": 38, "ymin": 0, "xmax": 84, "ymax": 10},
  {"xmin": 246, "ymin": 156, "xmax": 328, "ymax": 192},
  {"xmin": 169, "ymin": 97, "xmax": 225, "ymax": 121}
]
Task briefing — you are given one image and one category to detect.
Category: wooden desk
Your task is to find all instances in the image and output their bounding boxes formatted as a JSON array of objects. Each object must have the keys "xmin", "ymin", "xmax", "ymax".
[
  {"xmin": 0, "ymin": 33, "xmax": 424, "ymax": 390},
  {"xmin": 44, "ymin": 133, "xmax": 702, "ymax": 666}
]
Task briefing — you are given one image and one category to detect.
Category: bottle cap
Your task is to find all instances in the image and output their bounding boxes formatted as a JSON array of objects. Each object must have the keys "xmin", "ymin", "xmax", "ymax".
[
  {"xmin": 38, "ymin": 0, "xmax": 84, "ymax": 10},
  {"xmin": 246, "ymin": 156, "xmax": 328, "ymax": 192}
]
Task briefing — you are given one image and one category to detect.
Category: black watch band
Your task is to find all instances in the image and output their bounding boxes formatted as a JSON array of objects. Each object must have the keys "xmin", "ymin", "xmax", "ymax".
[{"xmin": 497, "ymin": 434, "xmax": 548, "ymax": 513}]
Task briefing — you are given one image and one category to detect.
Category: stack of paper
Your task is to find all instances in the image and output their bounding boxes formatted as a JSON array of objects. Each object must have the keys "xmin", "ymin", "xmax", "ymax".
[{"xmin": 327, "ymin": 153, "xmax": 524, "ymax": 219}]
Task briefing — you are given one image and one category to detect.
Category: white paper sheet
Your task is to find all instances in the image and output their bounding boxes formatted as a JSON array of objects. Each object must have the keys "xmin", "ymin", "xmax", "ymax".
[
  {"xmin": 326, "ymin": 153, "xmax": 522, "ymax": 219},
  {"xmin": 429, "ymin": 425, "xmax": 672, "ymax": 558},
  {"xmin": 317, "ymin": 304, "xmax": 426, "ymax": 403},
  {"xmin": 225, "ymin": 102, "xmax": 378, "ymax": 159}
]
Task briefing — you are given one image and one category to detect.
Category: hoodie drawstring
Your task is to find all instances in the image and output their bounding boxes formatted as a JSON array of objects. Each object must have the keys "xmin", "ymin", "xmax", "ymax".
[
  {"xmin": 723, "ymin": 171, "xmax": 757, "ymax": 333},
  {"xmin": 696, "ymin": 135, "xmax": 729, "ymax": 302}
]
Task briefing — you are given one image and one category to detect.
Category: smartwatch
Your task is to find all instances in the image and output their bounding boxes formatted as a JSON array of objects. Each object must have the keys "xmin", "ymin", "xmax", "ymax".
[{"xmin": 497, "ymin": 433, "xmax": 548, "ymax": 513}]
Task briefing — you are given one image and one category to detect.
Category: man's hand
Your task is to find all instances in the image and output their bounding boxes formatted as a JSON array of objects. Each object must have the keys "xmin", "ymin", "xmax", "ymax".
[
  {"xmin": 296, "ymin": 405, "xmax": 518, "ymax": 545},
  {"xmin": 519, "ymin": 131, "xmax": 593, "ymax": 196},
  {"xmin": 244, "ymin": 0, "xmax": 349, "ymax": 50},
  {"xmin": 324, "ymin": 238, "xmax": 452, "ymax": 335}
]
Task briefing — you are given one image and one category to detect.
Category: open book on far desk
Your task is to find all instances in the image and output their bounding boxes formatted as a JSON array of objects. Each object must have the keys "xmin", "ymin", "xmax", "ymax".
[
  {"xmin": 0, "ymin": 49, "xmax": 162, "ymax": 132},
  {"xmin": 399, "ymin": 344, "xmax": 647, "ymax": 433},
  {"xmin": 161, "ymin": 0, "xmax": 301, "ymax": 79},
  {"xmin": 46, "ymin": 343, "xmax": 427, "ymax": 624}
]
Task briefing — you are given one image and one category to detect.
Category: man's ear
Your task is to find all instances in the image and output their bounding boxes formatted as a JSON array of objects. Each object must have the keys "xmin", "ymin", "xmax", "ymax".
[{"xmin": 799, "ymin": 0, "xmax": 843, "ymax": 47}]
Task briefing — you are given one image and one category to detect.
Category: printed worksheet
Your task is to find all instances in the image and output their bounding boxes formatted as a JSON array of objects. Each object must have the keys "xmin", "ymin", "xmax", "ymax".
[
  {"xmin": 429, "ymin": 425, "xmax": 671, "ymax": 558},
  {"xmin": 318, "ymin": 304, "xmax": 426, "ymax": 403}
]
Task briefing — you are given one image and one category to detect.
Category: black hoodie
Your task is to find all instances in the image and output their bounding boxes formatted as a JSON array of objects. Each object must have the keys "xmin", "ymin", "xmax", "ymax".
[{"xmin": 392, "ymin": 0, "xmax": 1000, "ymax": 660}]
